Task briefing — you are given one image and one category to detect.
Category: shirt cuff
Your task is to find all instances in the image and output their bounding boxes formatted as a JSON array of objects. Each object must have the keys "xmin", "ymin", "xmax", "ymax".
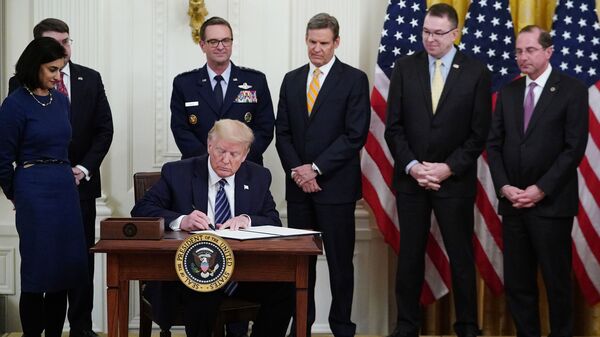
[
  {"xmin": 405, "ymin": 160, "xmax": 418, "ymax": 174},
  {"xmin": 240, "ymin": 214, "xmax": 252, "ymax": 227},
  {"xmin": 76, "ymin": 165, "xmax": 91, "ymax": 181},
  {"xmin": 169, "ymin": 215, "xmax": 185, "ymax": 231},
  {"xmin": 311, "ymin": 162, "xmax": 322, "ymax": 175}
]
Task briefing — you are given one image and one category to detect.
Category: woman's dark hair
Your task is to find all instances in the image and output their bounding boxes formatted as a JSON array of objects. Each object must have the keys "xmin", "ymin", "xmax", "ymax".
[{"xmin": 15, "ymin": 37, "xmax": 66, "ymax": 89}]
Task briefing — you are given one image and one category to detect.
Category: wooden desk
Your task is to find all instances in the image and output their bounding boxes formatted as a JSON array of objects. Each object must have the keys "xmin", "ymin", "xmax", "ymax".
[{"xmin": 92, "ymin": 232, "xmax": 322, "ymax": 337}]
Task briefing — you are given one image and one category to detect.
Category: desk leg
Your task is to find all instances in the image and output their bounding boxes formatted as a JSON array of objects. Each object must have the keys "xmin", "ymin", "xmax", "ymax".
[
  {"xmin": 296, "ymin": 255, "xmax": 309, "ymax": 337},
  {"xmin": 107, "ymin": 286, "xmax": 119, "ymax": 337},
  {"xmin": 118, "ymin": 281, "xmax": 129, "ymax": 337}
]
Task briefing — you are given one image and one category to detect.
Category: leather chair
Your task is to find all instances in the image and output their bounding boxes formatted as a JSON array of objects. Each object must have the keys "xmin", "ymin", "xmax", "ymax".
[{"xmin": 133, "ymin": 172, "xmax": 260, "ymax": 337}]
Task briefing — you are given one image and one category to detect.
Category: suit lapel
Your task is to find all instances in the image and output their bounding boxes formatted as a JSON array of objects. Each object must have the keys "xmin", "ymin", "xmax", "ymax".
[
  {"xmin": 197, "ymin": 66, "xmax": 221, "ymax": 115},
  {"xmin": 435, "ymin": 51, "xmax": 463, "ymax": 114},
  {"xmin": 192, "ymin": 158, "xmax": 209, "ymax": 213},
  {"xmin": 296, "ymin": 65, "xmax": 311, "ymax": 124},
  {"xmin": 221, "ymin": 63, "xmax": 241, "ymax": 115},
  {"xmin": 309, "ymin": 59, "xmax": 343, "ymax": 119},
  {"xmin": 233, "ymin": 163, "xmax": 250, "ymax": 216},
  {"xmin": 524, "ymin": 70, "xmax": 560, "ymax": 137},
  {"xmin": 415, "ymin": 52, "xmax": 434, "ymax": 116},
  {"xmin": 510, "ymin": 78, "xmax": 527, "ymax": 138},
  {"xmin": 68, "ymin": 62, "xmax": 81, "ymax": 123}
]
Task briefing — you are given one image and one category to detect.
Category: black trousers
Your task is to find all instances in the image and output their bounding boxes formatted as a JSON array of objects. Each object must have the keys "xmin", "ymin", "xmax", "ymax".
[
  {"xmin": 287, "ymin": 201, "xmax": 357, "ymax": 337},
  {"xmin": 20, "ymin": 291, "xmax": 68, "ymax": 337},
  {"xmin": 145, "ymin": 281, "xmax": 293, "ymax": 337},
  {"xmin": 393, "ymin": 192, "xmax": 478, "ymax": 336},
  {"xmin": 67, "ymin": 198, "xmax": 96, "ymax": 332},
  {"xmin": 503, "ymin": 213, "xmax": 573, "ymax": 337}
]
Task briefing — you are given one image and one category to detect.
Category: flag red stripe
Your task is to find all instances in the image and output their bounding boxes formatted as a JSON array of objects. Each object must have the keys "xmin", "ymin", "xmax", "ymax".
[
  {"xmin": 473, "ymin": 236, "xmax": 504, "ymax": 294},
  {"xmin": 420, "ymin": 282, "xmax": 436, "ymax": 305},
  {"xmin": 426, "ymin": 234, "xmax": 452, "ymax": 286},
  {"xmin": 572, "ymin": 241, "xmax": 600, "ymax": 305},
  {"xmin": 475, "ymin": 181, "xmax": 504, "ymax": 250},
  {"xmin": 588, "ymin": 106, "xmax": 600, "ymax": 150},
  {"xmin": 361, "ymin": 176, "xmax": 400, "ymax": 252},
  {"xmin": 371, "ymin": 88, "xmax": 387, "ymax": 122},
  {"xmin": 579, "ymin": 157, "xmax": 600, "ymax": 208},
  {"xmin": 364, "ymin": 134, "xmax": 394, "ymax": 187},
  {"xmin": 576, "ymin": 202, "xmax": 600, "ymax": 265}
]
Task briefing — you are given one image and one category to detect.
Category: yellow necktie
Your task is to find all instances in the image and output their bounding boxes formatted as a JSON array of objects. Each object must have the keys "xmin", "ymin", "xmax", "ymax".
[
  {"xmin": 431, "ymin": 59, "xmax": 444, "ymax": 113},
  {"xmin": 307, "ymin": 68, "xmax": 321, "ymax": 115}
]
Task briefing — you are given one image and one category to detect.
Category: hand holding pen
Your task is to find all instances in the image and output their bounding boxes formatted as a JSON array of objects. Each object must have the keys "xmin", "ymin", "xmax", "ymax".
[{"xmin": 180, "ymin": 204, "xmax": 215, "ymax": 232}]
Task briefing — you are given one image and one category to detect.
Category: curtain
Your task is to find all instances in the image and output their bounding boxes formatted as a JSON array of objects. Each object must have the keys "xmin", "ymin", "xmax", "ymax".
[{"xmin": 417, "ymin": 1, "xmax": 600, "ymax": 335}]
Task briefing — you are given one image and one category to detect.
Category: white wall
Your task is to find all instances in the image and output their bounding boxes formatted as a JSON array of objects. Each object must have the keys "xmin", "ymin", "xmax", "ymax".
[{"xmin": 0, "ymin": 0, "xmax": 393, "ymax": 334}]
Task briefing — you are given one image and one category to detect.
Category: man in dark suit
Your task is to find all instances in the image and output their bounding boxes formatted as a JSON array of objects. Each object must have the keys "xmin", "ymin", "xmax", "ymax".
[
  {"xmin": 487, "ymin": 25, "xmax": 588, "ymax": 337},
  {"xmin": 170, "ymin": 16, "xmax": 274, "ymax": 165},
  {"xmin": 384, "ymin": 4, "xmax": 491, "ymax": 337},
  {"xmin": 275, "ymin": 13, "xmax": 370, "ymax": 337},
  {"xmin": 9, "ymin": 18, "xmax": 113, "ymax": 337},
  {"xmin": 132, "ymin": 119, "xmax": 292, "ymax": 337}
]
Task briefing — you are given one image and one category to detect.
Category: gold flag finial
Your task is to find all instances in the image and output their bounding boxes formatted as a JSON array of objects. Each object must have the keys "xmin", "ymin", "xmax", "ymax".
[{"xmin": 188, "ymin": 0, "xmax": 208, "ymax": 44}]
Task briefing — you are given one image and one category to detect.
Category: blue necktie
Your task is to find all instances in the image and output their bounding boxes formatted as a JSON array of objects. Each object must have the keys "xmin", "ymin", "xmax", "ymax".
[
  {"xmin": 214, "ymin": 75, "xmax": 224, "ymax": 111},
  {"xmin": 214, "ymin": 179, "xmax": 231, "ymax": 225},
  {"xmin": 214, "ymin": 179, "xmax": 237, "ymax": 295}
]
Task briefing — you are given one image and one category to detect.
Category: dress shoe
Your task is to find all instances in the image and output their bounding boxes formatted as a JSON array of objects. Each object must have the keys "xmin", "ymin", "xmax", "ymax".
[
  {"xmin": 388, "ymin": 327, "xmax": 418, "ymax": 337},
  {"xmin": 69, "ymin": 329, "xmax": 100, "ymax": 337}
]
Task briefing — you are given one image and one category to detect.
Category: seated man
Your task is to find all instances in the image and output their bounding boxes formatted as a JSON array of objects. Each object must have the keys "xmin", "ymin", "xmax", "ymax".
[{"xmin": 131, "ymin": 119, "xmax": 293, "ymax": 337}]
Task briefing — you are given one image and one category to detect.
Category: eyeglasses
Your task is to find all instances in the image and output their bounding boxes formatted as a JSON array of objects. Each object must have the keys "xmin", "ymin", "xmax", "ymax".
[
  {"xmin": 204, "ymin": 38, "xmax": 233, "ymax": 48},
  {"xmin": 60, "ymin": 38, "xmax": 74, "ymax": 46},
  {"xmin": 422, "ymin": 28, "xmax": 456, "ymax": 39},
  {"xmin": 515, "ymin": 47, "xmax": 546, "ymax": 57}
]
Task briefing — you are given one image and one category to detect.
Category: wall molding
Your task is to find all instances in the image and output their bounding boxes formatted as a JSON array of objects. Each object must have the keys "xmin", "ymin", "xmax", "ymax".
[{"xmin": 0, "ymin": 247, "xmax": 15, "ymax": 295}]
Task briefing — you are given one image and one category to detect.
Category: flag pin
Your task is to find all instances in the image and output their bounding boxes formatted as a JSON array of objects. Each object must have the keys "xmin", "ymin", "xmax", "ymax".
[
  {"xmin": 550, "ymin": 87, "xmax": 556, "ymax": 92},
  {"xmin": 244, "ymin": 185, "xmax": 249, "ymax": 190},
  {"xmin": 452, "ymin": 64, "xmax": 459, "ymax": 69}
]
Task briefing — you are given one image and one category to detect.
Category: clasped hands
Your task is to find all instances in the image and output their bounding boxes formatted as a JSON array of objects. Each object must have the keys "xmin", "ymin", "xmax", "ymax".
[
  {"xmin": 292, "ymin": 164, "xmax": 322, "ymax": 193},
  {"xmin": 409, "ymin": 161, "xmax": 452, "ymax": 191},
  {"xmin": 180, "ymin": 210, "xmax": 249, "ymax": 231},
  {"xmin": 72, "ymin": 167, "xmax": 85, "ymax": 185},
  {"xmin": 501, "ymin": 184, "xmax": 545, "ymax": 208}
]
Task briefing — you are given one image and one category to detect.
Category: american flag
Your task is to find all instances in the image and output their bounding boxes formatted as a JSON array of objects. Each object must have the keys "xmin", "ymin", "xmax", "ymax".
[
  {"xmin": 360, "ymin": 0, "xmax": 451, "ymax": 305},
  {"xmin": 458, "ymin": 0, "xmax": 520, "ymax": 296},
  {"xmin": 551, "ymin": 0, "xmax": 600, "ymax": 305}
]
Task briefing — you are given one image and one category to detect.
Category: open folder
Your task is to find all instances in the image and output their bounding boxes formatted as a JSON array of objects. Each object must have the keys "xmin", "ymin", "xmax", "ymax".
[{"xmin": 191, "ymin": 225, "xmax": 320, "ymax": 240}]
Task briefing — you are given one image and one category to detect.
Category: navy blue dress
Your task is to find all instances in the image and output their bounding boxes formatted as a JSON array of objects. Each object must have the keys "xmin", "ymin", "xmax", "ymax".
[{"xmin": 0, "ymin": 87, "xmax": 88, "ymax": 293}]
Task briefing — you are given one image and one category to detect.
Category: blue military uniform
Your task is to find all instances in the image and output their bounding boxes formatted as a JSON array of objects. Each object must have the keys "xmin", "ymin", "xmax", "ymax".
[{"xmin": 170, "ymin": 62, "xmax": 274, "ymax": 165}]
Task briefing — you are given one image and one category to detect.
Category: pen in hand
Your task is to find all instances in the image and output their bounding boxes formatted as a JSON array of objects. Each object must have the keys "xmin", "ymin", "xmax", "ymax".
[{"xmin": 191, "ymin": 203, "xmax": 216, "ymax": 231}]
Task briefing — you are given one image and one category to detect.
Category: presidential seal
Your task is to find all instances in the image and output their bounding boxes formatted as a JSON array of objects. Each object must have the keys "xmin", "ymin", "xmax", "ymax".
[{"xmin": 175, "ymin": 233, "xmax": 235, "ymax": 292}]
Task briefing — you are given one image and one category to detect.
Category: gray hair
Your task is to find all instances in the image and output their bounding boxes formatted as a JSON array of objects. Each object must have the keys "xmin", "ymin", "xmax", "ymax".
[{"xmin": 306, "ymin": 13, "xmax": 339, "ymax": 39}]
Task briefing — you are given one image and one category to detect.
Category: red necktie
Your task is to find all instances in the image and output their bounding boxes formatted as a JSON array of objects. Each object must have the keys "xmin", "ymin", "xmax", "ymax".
[{"xmin": 56, "ymin": 72, "xmax": 68, "ymax": 97}]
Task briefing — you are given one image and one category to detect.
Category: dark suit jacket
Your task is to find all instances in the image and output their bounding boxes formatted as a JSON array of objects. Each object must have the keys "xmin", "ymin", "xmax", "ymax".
[
  {"xmin": 170, "ymin": 62, "xmax": 274, "ymax": 164},
  {"xmin": 487, "ymin": 70, "xmax": 588, "ymax": 217},
  {"xmin": 130, "ymin": 155, "xmax": 281, "ymax": 228},
  {"xmin": 9, "ymin": 61, "xmax": 113, "ymax": 200},
  {"xmin": 275, "ymin": 58, "xmax": 370, "ymax": 204},
  {"xmin": 384, "ymin": 50, "xmax": 491, "ymax": 197}
]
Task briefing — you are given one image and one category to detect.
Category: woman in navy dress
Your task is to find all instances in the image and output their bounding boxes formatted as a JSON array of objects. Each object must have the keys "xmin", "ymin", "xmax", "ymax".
[{"xmin": 0, "ymin": 37, "xmax": 87, "ymax": 337}]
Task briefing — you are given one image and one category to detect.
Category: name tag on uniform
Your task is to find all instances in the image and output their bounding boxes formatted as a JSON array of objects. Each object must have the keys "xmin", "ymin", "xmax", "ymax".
[
  {"xmin": 185, "ymin": 101, "xmax": 199, "ymax": 107},
  {"xmin": 234, "ymin": 90, "xmax": 257, "ymax": 103}
]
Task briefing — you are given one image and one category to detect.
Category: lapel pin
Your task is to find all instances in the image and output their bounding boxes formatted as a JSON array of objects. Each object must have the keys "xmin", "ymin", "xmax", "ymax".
[
  {"xmin": 452, "ymin": 64, "xmax": 459, "ymax": 69},
  {"xmin": 202, "ymin": 78, "xmax": 208, "ymax": 82},
  {"xmin": 550, "ymin": 87, "xmax": 556, "ymax": 92},
  {"xmin": 233, "ymin": 78, "xmax": 238, "ymax": 82},
  {"xmin": 244, "ymin": 185, "xmax": 249, "ymax": 190},
  {"xmin": 77, "ymin": 77, "xmax": 83, "ymax": 80}
]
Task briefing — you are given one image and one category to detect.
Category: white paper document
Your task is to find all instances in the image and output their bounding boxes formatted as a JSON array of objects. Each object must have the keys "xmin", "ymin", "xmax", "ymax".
[{"xmin": 191, "ymin": 225, "xmax": 320, "ymax": 240}]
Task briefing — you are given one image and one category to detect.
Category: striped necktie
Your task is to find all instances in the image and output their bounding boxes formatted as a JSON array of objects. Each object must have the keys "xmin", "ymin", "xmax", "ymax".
[
  {"xmin": 214, "ymin": 179, "xmax": 231, "ymax": 225},
  {"xmin": 307, "ymin": 68, "xmax": 321, "ymax": 115},
  {"xmin": 431, "ymin": 59, "xmax": 444, "ymax": 113},
  {"xmin": 56, "ymin": 71, "xmax": 69, "ymax": 97}
]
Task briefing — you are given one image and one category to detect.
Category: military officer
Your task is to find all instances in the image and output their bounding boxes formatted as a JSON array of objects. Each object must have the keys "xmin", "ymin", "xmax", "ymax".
[{"xmin": 170, "ymin": 16, "xmax": 274, "ymax": 165}]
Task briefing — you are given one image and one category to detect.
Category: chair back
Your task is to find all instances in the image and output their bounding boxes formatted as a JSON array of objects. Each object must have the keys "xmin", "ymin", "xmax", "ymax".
[{"xmin": 133, "ymin": 172, "xmax": 161, "ymax": 203}]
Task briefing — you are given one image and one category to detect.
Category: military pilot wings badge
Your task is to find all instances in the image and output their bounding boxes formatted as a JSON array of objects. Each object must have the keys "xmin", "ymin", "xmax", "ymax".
[{"xmin": 175, "ymin": 233, "xmax": 235, "ymax": 292}]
